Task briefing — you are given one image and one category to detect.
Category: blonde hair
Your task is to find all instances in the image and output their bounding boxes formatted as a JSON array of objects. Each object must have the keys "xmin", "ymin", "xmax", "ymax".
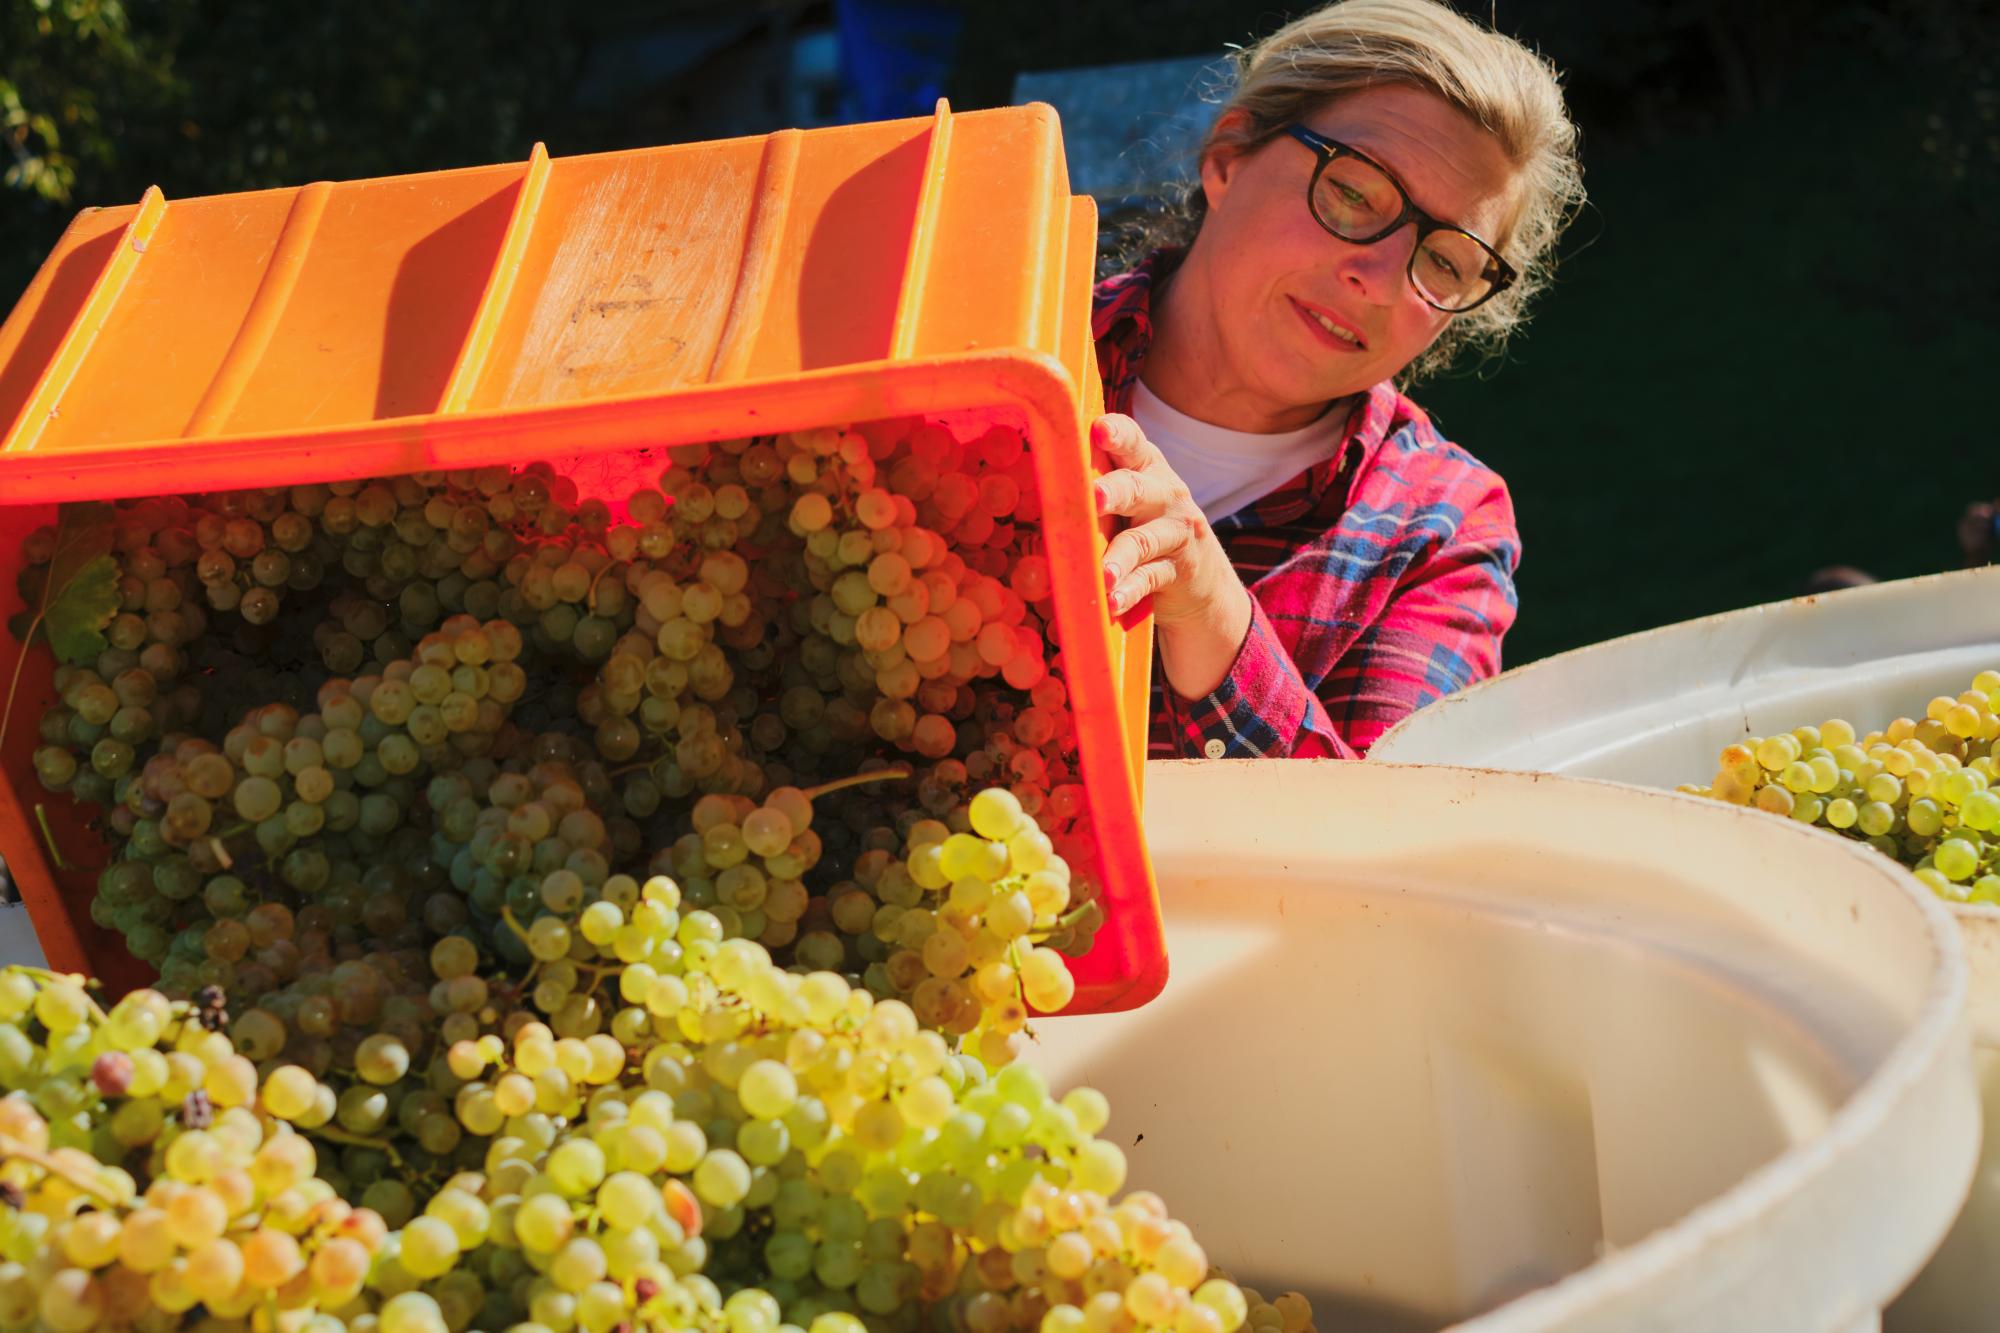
[{"xmin": 1144, "ymin": 0, "xmax": 1586, "ymax": 384}]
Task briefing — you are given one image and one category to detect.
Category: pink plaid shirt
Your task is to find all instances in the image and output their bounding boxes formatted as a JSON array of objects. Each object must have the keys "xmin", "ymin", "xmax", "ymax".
[{"xmin": 1097, "ymin": 251, "xmax": 1522, "ymax": 759}]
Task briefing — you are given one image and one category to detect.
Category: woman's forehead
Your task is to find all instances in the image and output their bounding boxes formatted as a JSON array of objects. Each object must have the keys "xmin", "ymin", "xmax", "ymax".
[{"xmin": 1300, "ymin": 85, "xmax": 1518, "ymax": 240}]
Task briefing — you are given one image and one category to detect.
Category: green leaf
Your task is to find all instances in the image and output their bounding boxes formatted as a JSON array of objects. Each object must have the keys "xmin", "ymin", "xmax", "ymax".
[
  {"xmin": 12, "ymin": 501, "xmax": 116, "ymax": 662},
  {"xmin": 44, "ymin": 552, "xmax": 119, "ymax": 662},
  {"xmin": 1, "ymin": 502, "xmax": 116, "ymax": 753},
  {"xmin": 0, "ymin": 500, "xmax": 112, "ymax": 748},
  {"xmin": 44, "ymin": 501, "xmax": 114, "ymax": 578},
  {"xmin": 37, "ymin": 500, "xmax": 119, "ymax": 660}
]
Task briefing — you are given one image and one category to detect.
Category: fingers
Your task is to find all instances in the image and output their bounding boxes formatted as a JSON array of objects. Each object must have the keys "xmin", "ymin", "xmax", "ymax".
[
  {"xmin": 1091, "ymin": 413, "xmax": 1159, "ymax": 471},
  {"xmin": 1090, "ymin": 414, "xmax": 1212, "ymax": 616},
  {"xmin": 1103, "ymin": 515, "xmax": 1194, "ymax": 587},
  {"xmin": 1093, "ymin": 466, "xmax": 1178, "ymax": 519},
  {"xmin": 1108, "ymin": 558, "xmax": 1178, "ymax": 615}
]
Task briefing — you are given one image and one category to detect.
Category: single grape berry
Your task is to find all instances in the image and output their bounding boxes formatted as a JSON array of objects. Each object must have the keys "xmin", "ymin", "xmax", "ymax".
[{"xmin": 90, "ymin": 1052, "xmax": 134, "ymax": 1097}]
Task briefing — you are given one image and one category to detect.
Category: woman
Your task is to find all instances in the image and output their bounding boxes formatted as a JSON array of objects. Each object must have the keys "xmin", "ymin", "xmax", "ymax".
[{"xmin": 1093, "ymin": 0, "xmax": 1585, "ymax": 759}]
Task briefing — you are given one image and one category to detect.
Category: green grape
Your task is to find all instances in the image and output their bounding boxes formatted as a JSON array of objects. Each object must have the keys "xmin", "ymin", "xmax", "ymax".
[
  {"xmin": 1856, "ymin": 800, "xmax": 1897, "ymax": 838},
  {"xmin": 692, "ymin": 1149, "xmax": 752, "ymax": 1207},
  {"xmin": 547, "ymin": 1140, "xmax": 607, "ymax": 1196},
  {"xmin": 398, "ymin": 1216, "xmax": 460, "ymax": 1279},
  {"xmin": 1937, "ymin": 838, "xmax": 1980, "ymax": 881},
  {"xmin": 32, "ymin": 745, "xmax": 78, "ymax": 790},
  {"xmin": 513, "ymin": 1193, "xmax": 573, "ymax": 1254},
  {"xmin": 381, "ymin": 1291, "xmax": 448, "ymax": 1333},
  {"xmin": 356, "ymin": 1034, "xmax": 412, "ymax": 1085},
  {"xmin": 549, "ymin": 1237, "xmax": 608, "ymax": 1293},
  {"xmin": 738, "ymin": 1060, "xmax": 798, "ymax": 1119},
  {"xmin": 90, "ymin": 738, "xmax": 135, "ymax": 777}
]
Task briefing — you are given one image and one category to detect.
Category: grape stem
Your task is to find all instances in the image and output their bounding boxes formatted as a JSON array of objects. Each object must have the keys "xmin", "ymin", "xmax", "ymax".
[
  {"xmin": 1001, "ymin": 941, "xmax": 1038, "ymax": 1044},
  {"xmin": 307, "ymin": 1123, "xmax": 402, "ymax": 1166},
  {"xmin": 0, "ymin": 1131, "xmax": 123, "ymax": 1206},
  {"xmin": 33, "ymin": 804, "xmax": 77, "ymax": 873},
  {"xmin": 801, "ymin": 769, "xmax": 910, "ymax": 801},
  {"xmin": 500, "ymin": 907, "xmax": 532, "ymax": 945},
  {"xmin": 585, "ymin": 563, "xmax": 614, "ymax": 612},
  {"xmin": 607, "ymin": 754, "xmax": 661, "ymax": 779},
  {"xmin": 0, "ymin": 629, "xmax": 46, "ymax": 764},
  {"xmin": 207, "ymin": 820, "xmax": 256, "ymax": 872},
  {"xmin": 200, "ymin": 822, "xmax": 257, "ymax": 873},
  {"xmin": 13, "ymin": 966, "xmax": 108, "ymax": 1022},
  {"xmin": 1053, "ymin": 900, "xmax": 1102, "ymax": 932}
]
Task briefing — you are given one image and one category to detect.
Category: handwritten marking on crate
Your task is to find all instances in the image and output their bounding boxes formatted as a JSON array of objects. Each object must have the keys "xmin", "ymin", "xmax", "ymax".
[{"xmin": 497, "ymin": 157, "xmax": 756, "ymax": 407}]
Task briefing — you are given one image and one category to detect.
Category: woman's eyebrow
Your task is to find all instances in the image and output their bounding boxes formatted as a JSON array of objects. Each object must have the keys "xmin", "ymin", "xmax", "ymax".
[
  {"xmin": 1354, "ymin": 135, "xmax": 1492, "ymax": 231},
  {"xmin": 1331, "ymin": 130, "xmax": 1432, "ymax": 207}
]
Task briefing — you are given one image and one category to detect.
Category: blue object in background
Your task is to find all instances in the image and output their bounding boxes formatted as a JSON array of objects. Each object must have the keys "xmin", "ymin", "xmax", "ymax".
[
  {"xmin": 1014, "ymin": 56, "xmax": 1234, "ymax": 212},
  {"xmin": 836, "ymin": 0, "xmax": 964, "ymax": 122}
]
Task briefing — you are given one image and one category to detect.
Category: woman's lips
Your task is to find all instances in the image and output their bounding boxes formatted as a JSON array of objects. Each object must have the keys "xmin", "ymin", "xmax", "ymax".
[{"xmin": 1289, "ymin": 296, "xmax": 1366, "ymax": 352}]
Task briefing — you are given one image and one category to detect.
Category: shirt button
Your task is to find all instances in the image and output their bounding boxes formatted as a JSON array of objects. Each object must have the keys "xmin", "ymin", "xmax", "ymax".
[{"xmin": 1202, "ymin": 738, "xmax": 1226, "ymax": 759}]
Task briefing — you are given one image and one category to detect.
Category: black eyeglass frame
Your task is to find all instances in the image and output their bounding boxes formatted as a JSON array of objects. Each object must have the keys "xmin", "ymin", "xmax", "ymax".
[{"xmin": 1283, "ymin": 124, "xmax": 1517, "ymax": 314}]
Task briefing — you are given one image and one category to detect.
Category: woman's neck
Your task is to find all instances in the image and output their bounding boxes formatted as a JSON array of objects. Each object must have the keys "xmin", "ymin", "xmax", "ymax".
[{"xmin": 1144, "ymin": 244, "xmax": 1330, "ymax": 435}]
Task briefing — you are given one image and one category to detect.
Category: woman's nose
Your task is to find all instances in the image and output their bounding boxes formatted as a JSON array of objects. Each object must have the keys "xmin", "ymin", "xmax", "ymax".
[{"xmin": 1334, "ymin": 227, "xmax": 1415, "ymax": 304}]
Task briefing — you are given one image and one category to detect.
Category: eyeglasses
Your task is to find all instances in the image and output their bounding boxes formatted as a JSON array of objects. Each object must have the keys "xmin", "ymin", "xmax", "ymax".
[{"xmin": 1284, "ymin": 125, "xmax": 1516, "ymax": 314}]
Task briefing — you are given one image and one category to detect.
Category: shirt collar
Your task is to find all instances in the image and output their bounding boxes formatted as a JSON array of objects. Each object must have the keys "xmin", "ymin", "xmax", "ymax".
[{"xmin": 1091, "ymin": 246, "xmax": 1181, "ymax": 369}]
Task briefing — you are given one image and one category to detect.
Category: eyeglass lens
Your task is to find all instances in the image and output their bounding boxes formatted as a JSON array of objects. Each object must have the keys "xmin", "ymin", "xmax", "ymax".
[{"xmin": 1312, "ymin": 155, "xmax": 1496, "ymax": 311}]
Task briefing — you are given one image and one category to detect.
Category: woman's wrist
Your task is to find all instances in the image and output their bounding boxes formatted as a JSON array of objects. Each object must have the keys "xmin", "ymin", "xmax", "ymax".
[{"xmin": 1156, "ymin": 574, "xmax": 1254, "ymax": 701}]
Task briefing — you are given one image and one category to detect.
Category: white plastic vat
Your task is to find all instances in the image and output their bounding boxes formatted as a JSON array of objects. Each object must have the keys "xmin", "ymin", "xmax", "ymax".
[
  {"xmin": 1368, "ymin": 568, "xmax": 2000, "ymax": 1327},
  {"xmin": 1028, "ymin": 760, "xmax": 1976, "ymax": 1332}
]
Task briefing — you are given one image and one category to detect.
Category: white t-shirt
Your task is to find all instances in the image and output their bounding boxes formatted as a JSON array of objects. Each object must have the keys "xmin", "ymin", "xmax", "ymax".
[{"xmin": 1129, "ymin": 379, "xmax": 1349, "ymax": 523}]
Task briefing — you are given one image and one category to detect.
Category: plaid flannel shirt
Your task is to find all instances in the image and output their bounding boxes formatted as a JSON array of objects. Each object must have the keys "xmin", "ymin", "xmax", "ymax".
[{"xmin": 1095, "ymin": 251, "xmax": 1522, "ymax": 759}]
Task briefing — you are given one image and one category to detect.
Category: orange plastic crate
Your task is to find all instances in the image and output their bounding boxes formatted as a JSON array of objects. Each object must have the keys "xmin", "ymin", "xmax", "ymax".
[{"xmin": 0, "ymin": 102, "xmax": 1164, "ymax": 1011}]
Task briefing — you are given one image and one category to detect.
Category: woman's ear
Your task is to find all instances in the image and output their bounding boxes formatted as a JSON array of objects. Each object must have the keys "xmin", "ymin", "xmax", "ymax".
[{"xmin": 1198, "ymin": 109, "xmax": 1256, "ymax": 212}]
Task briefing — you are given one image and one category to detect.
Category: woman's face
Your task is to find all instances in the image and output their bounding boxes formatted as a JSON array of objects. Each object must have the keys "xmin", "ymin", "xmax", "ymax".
[{"xmin": 1193, "ymin": 83, "xmax": 1520, "ymax": 413}]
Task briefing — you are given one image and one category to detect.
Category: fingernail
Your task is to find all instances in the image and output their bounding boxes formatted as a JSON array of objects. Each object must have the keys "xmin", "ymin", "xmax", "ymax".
[
  {"xmin": 1102, "ymin": 564, "xmax": 1120, "ymax": 591},
  {"xmin": 1108, "ymin": 585, "xmax": 1126, "ymax": 613}
]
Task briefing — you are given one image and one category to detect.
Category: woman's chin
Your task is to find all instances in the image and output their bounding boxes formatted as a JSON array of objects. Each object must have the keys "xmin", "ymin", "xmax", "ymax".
[
  {"xmin": 1274, "ymin": 365, "xmax": 1373, "ymax": 413},
  {"xmin": 1272, "ymin": 337, "xmax": 1377, "ymax": 403}
]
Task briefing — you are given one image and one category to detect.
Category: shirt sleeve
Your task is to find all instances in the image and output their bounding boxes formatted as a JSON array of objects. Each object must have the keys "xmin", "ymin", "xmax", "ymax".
[
  {"xmin": 1159, "ymin": 465, "xmax": 1519, "ymax": 760},
  {"xmin": 1157, "ymin": 597, "xmax": 1360, "ymax": 760}
]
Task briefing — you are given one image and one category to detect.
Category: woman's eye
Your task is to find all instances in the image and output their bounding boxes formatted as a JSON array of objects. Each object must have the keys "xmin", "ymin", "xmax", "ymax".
[{"xmin": 1424, "ymin": 248, "xmax": 1462, "ymax": 281}]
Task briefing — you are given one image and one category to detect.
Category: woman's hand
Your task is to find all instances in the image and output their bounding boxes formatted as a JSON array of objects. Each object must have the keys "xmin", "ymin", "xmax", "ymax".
[{"xmin": 1093, "ymin": 413, "xmax": 1253, "ymax": 699}]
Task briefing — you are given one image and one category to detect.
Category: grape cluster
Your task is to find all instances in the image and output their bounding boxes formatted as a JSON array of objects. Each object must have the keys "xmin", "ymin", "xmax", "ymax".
[
  {"xmin": 1688, "ymin": 668, "xmax": 2000, "ymax": 901},
  {"xmin": 324, "ymin": 855, "xmax": 1239, "ymax": 1333},
  {"xmin": 0, "ymin": 971, "xmax": 383, "ymax": 1331},
  {"xmin": 15, "ymin": 423, "xmax": 1103, "ymax": 1043},
  {"xmin": 0, "ymin": 419, "xmax": 1305, "ymax": 1333},
  {"xmin": 0, "ymin": 839, "xmax": 1276, "ymax": 1333}
]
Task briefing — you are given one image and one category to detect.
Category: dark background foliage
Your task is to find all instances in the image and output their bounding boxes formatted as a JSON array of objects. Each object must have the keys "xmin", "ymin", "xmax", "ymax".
[{"xmin": 5, "ymin": 0, "xmax": 1994, "ymax": 664}]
